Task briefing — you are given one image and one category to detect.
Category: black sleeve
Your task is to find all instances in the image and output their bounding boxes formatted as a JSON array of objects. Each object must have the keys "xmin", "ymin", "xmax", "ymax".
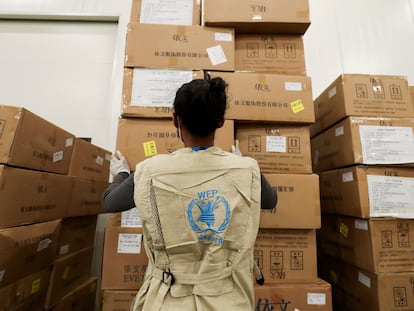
[
  {"xmin": 102, "ymin": 171, "xmax": 136, "ymax": 213},
  {"xmin": 260, "ymin": 173, "xmax": 278, "ymax": 210}
]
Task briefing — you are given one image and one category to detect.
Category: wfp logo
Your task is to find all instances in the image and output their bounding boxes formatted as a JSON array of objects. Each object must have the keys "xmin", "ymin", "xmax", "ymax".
[{"xmin": 186, "ymin": 189, "xmax": 231, "ymax": 245}]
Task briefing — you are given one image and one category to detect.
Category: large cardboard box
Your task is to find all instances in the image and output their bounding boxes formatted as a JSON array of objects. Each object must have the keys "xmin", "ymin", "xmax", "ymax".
[
  {"xmin": 116, "ymin": 118, "xmax": 235, "ymax": 167},
  {"xmin": 203, "ymin": 0, "xmax": 311, "ymax": 35},
  {"xmin": 68, "ymin": 138, "xmax": 111, "ymax": 182},
  {"xmin": 122, "ymin": 68, "xmax": 203, "ymax": 118},
  {"xmin": 125, "ymin": 23, "xmax": 235, "ymax": 71},
  {"xmin": 0, "ymin": 219, "xmax": 61, "ymax": 287},
  {"xmin": 0, "ymin": 105, "xmax": 75, "ymax": 174},
  {"xmin": 0, "ymin": 165, "xmax": 71, "ymax": 228},
  {"xmin": 319, "ymin": 165, "xmax": 414, "ymax": 219},
  {"xmin": 102, "ymin": 290, "xmax": 137, "ymax": 311},
  {"xmin": 236, "ymin": 123, "xmax": 312, "ymax": 174},
  {"xmin": 318, "ymin": 216, "xmax": 414, "ymax": 274},
  {"xmin": 311, "ymin": 117, "xmax": 414, "ymax": 173},
  {"xmin": 209, "ymin": 71, "xmax": 314, "ymax": 123},
  {"xmin": 235, "ymin": 34, "xmax": 306, "ymax": 75},
  {"xmin": 260, "ymin": 173, "xmax": 320, "ymax": 229},
  {"xmin": 130, "ymin": 0, "xmax": 201, "ymax": 25},
  {"xmin": 254, "ymin": 229, "xmax": 318, "ymax": 283},
  {"xmin": 311, "ymin": 74, "xmax": 414, "ymax": 137},
  {"xmin": 101, "ymin": 226, "xmax": 148, "ymax": 290},
  {"xmin": 318, "ymin": 256, "xmax": 414, "ymax": 311},
  {"xmin": 0, "ymin": 268, "xmax": 50, "ymax": 311},
  {"xmin": 254, "ymin": 279, "xmax": 332, "ymax": 311},
  {"xmin": 44, "ymin": 247, "xmax": 94, "ymax": 308},
  {"xmin": 411, "ymin": 86, "xmax": 414, "ymax": 104}
]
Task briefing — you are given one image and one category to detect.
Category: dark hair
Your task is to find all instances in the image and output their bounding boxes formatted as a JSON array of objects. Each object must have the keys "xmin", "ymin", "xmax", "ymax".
[{"xmin": 173, "ymin": 76, "xmax": 228, "ymax": 137}]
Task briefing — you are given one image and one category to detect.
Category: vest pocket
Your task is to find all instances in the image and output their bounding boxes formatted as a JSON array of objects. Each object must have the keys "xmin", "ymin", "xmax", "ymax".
[{"xmin": 169, "ymin": 276, "xmax": 234, "ymax": 297}]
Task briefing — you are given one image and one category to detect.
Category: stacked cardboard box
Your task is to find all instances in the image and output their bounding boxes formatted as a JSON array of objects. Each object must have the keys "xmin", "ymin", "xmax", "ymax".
[
  {"xmin": 311, "ymin": 74, "xmax": 414, "ymax": 310},
  {"xmin": 0, "ymin": 105, "xmax": 110, "ymax": 310}
]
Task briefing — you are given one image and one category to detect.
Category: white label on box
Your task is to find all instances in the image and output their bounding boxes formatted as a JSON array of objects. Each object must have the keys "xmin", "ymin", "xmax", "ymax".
[
  {"xmin": 60, "ymin": 245, "xmax": 70, "ymax": 255},
  {"xmin": 131, "ymin": 68, "xmax": 193, "ymax": 107},
  {"xmin": 118, "ymin": 233, "xmax": 142, "ymax": 254},
  {"xmin": 66, "ymin": 137, "xmax": 74, "ymax": 147},
  {"xmin": 285, "ymin": 82, "xmax": 302, "ymax": 91},
  {"xmin": 359, "ymin": 126, "xmax": 414, "ymax": 164},
  {"xmin": 96, "ymin": 155, "xmax": 104, "ymax": 165},
  {"xmin": 121, "ymin": 208, "xmax": 142, "ymax": 228},
  {"xmin": 328, "ymin": 86, "xmax": 337, "ymax": 98},
  {"xmin": 367, "ymin": 175, "xmax": 414, "ymax": 218},
  {"xmin": 335, "ymin": 126, "xmax": 344, "ymax": 136},
  {"xmin": 215, "ymin": 32, "xmax": 232, "ymax": 42},
  {"xmin": 37, "ymin": 238, "xmax": 51, "ymax": 252},
  {"xmin": 53, "ymin": 151, "xmax": 63, "ymax": 162},
  {"xmin": 355, "ymin": 219, "xmax": 368, "ymax": 230},
  {"xmin": 266, "ymin": 136, "xmax": 286, "ymax": 153},
  {"xmin": 140, "ymin": 0, "xmax": 193, "ymax": 25},
  {"xmin": 358, "ymin": 272, "xmax": 371, "ymax": 288},
  {"xmin": 294, "ymin": 309, "xmax": 302, "ymax": 311},
  {"xmin": 206, "ymin": 45, "xmax": 227, "ymax": 66},
  {"xmin": 307, "ymin": 293, "xmax": 326, "ymax": 305},
  {"xmin": 342, "ymin": 171, "xmax": 354, "ymax": 183}
]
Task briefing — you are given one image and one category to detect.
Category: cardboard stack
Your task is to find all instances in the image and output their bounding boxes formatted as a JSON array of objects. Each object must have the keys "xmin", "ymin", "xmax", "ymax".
[
  {"xmin": 0, "ymin": 105, "xmax": 110, "ymax": 310},
  {"xmin": 310, "ymin": 74, "xmax": 414, "ymax": 310}
]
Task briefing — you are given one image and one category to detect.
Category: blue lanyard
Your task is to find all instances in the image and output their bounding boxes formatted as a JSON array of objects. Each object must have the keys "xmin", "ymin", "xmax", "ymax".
[{"xmin": 192, "ymin": 146, "xmax": 211, "ymax": 152}]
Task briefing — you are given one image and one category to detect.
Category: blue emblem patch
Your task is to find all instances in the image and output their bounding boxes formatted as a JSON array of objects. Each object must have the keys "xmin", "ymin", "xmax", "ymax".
[{"xmin": 186, "ymin": 189, "xmax": 231, "ymax": 245}]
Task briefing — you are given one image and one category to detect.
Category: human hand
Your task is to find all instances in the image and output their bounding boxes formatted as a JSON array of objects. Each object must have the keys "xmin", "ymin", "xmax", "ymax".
[
  {"xmin": 231, "ymin": 139, "xmax": 242, "ymax": 156},
  {"xmin": 110, "ymin": 150, "xmax": 130, "ymax": 176}
]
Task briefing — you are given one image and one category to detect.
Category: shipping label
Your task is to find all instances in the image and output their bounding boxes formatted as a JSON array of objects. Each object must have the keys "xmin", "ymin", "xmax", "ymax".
[{"xmin": 140, "ymin": 0, "xmax": 193, "ymax": 25}]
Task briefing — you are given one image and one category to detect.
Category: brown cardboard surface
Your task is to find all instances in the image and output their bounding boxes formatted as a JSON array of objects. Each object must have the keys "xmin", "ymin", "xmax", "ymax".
[
  {"xmin": 235, "ymin": 34, "xmax": 306, "ymax": 75},
  {"xmin": 68, "ymin": 138, "xmax": 111, "ymax": 182},
  {"xmin": 101, "ymin": 226, "xmax": 148, "ymax": 290},
  {"xmin": 0, "ymin": 219, "xmax": 61, "ymax": 287},
  {"xmin": 317, "ymin": 216, "xmax": 414, "ymax": 274},
  {"xmin": 203, "ymin": 0, "xmax": 311, "ymax": 35},
  {"xmin": 254, "ymin": 279, "xmax": 332, "ymax": 311},
  {"xmin": 0, "ymin": 165, "xmax": 71, "ymax": 228},
  {"xmin": 122, "ymin": 68, "xmax": 203, "ymax": 118},
  {"xmin": 236, "ymin": 123, "xmax": 312, "ymax": 174},
  {"xmin": 410, "ymin": 86, "xmax": 414, "ymax": 105},
  {"xmin": 254, "ymin": 229, "xmax": 318, "ymax": 283},
  {"xmin": 102, "ymin": 290, "xmax": 137, "ymax": 311},
  {"xmin": 0, "ymin": 105, "xmax": 75, "ymax": 174},
  {"xmin": 319, "ymin": 165, "xmax": 414, "ymax": 218},
  {"xmin": 116, "ymin": 118, "xmax": 235, "ymax": 167},
  {"xmin": 125, "ymin": 23, "xmax": 235, "ymax": 71},
  {"xmin": 210, "ymin": 71, "xmax": 314, "ymax": 123},
  {"xmin": 311, "ymin": 116, "xmax": 414, "ymax": 173},
  {"xmin": 311, "ymin": 74, "xmax": 414, "ymax": 137},
  {"xmin": 260, "ymin": 173, "xmax": 320, "ymax": 229}
]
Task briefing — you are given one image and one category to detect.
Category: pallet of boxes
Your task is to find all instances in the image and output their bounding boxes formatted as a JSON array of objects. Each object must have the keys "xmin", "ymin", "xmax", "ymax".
[
  {"xmin": 100, "ymin": 0, "xmax": 332, "ymax": 310},
  {"xmin": 311, "ymin": 74, "xmax": 414, "ymax": 310},
  {"xmin": 0, "ymin": 105, "xmax": 111, "ymax": 310}
]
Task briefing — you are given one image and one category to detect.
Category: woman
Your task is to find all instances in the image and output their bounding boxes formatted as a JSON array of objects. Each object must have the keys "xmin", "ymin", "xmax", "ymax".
[{"xmin": 103, "ymin": 76, "xmax": 277, "ymax": 311}]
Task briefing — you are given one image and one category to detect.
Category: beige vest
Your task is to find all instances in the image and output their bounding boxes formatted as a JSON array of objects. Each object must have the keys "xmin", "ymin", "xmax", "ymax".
[{"xmin": 132, "ymin": 147, "xmax": 261, "ymax": 311}]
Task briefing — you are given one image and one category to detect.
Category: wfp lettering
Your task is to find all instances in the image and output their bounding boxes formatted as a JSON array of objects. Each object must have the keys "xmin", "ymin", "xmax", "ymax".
[{"xmin": 255, "ymin": 298, "xmax": 291, "ymax": 311}]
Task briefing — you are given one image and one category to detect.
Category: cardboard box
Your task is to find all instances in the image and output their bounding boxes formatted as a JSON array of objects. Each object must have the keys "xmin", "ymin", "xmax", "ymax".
[
  {"xmin": 0, "ymin": 219, "xmax": 61, "ymax": 287},
  {"xmin": 0, "ymin": 268, "xmax": 50, "ymax": 311},
  {"xmin": 260, "ymin": 173, "xmax": 320, "ymax": 229},
  {"xmin": 0, "ymin": 165, "xmax": 71, "ymax": 228},
  {"xmin": 203, "ymin": 0, "xmax": 311, "ymax": 35},
  {"xmin": 235, "ymin": 34, "xmax": 306, "ymax": 75},
  {"xmin": 122, "ymin": 68, "xmax": 204, "ymax": 118},
  {"xmin": 311, "ymin": 74, "xmax": 414, "ymax": 137},
  {"xmin": 317, "ymin": 216, "xmax": 414, "ymax": 274},
  {"xmin": 236, "ymin": 123, "xmax": 312, "ymax": 174},
  {"xmin": 116, "ymin": 118, "xmax": 235, "ymax": 167},
  {"xmin": 311, "ymin": 117, "xmax": 414, "ymax": 173},
  {"xmin": 319, "ymin": 165, "xmax": 414, "ymax": 219},
  {"xmin": 45, "ymin": 277, "xmax": 97, "ymax": 311},
  {"xmin": 254, "ymin": 279, "xmax": 332, "ymax": 311},
  {"xmin": 0, "ymin": 105, "xmax": 75, "ymax": 174},
  {"xmin": 254, "ymin": 229, "xmax": 318, "ymax": 283},
  {"xmin": 101, "ymin": 226, "xmax": 148, "ymax": 290},
  {"xmin": 108, "ymin": 209, "xmax": 142, "ymax": 228},
  {"xmin": 44, "ymin": 247, "xmax": 94, "ymax": 308},
  {"xmin": 68, "ymin": 138, "xmax": 111, "ymax": 182},
  {"xmin": 55, "ymin": 216, "xmax": 97, "ymax": 260},
  {"xmin": 209, "ymin": 71, "xmax": 314, "ymax": 123},
  {"xmin": 125, "ymin": 23, "xmax": 235, "ymax": 71},
  {"xmin": 411, "ymin": 86, "xmax": 414, "ymax": 104},
  {"xmin": 130, "ymin": 0, "xmax": 201, "ymax": 25},
  {"xmin": 102, "ymin": 290, "xmax": 137, "ymax": 311},
  {"xmin": 67, "ymin": 177, "xmax": 108, "ymax": 217},
  {"xmin": 318, "ymin": 256, "xmax": 414, "ymax": 311}
]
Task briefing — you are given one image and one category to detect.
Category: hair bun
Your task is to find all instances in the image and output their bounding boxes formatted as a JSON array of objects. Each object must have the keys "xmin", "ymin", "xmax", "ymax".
[{"xmin": 208, "ymin": 77, "xmax": 227, "ymax": 93}]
